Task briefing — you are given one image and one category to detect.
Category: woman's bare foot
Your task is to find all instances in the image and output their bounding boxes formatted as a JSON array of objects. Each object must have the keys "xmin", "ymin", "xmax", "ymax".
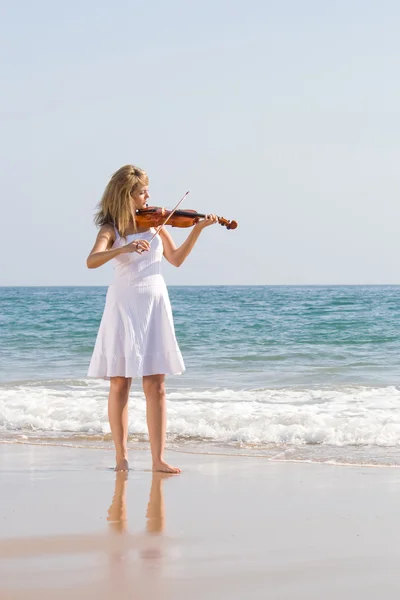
[
  {"xmin": 152, "ymin": 460, "xmax": 181, "ymax": 474},
  {"xmin": 115, "ymin": 458, "xmax": 129, "ymax": 472}
]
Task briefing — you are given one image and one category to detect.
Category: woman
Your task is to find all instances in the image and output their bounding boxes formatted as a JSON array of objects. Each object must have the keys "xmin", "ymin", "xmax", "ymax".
[{"xmin": 87, "ymin": 165, "xmax": 217, "ymax": 473}]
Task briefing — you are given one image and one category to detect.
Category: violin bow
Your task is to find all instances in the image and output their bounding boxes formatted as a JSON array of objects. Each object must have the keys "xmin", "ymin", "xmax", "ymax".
[{"xmin": 149, "ymin": 191, "xmax": 190, "ymax": 243}]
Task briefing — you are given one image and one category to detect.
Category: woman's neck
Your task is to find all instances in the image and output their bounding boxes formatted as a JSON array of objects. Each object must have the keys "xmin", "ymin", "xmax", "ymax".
[{"xmin": 125, "ymin": 221, "xmax": 150, "ymax": 235}]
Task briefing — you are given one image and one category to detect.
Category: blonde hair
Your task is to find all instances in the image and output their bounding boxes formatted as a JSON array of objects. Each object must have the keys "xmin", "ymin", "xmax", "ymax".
[{"xmin": 94, "ymin": 165, "xmax": 148, "ymax": 236}]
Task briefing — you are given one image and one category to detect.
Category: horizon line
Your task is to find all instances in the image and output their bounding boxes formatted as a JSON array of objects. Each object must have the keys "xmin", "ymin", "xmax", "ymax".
[{"xmin": 1, "ymin": 284, "xmax": 400, "ymax": 288}]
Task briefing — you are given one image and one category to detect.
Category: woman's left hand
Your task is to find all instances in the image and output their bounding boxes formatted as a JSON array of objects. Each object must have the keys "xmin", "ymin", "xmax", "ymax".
[{"xmin": 195, "ymin": 214, "xmax": 218, "ymax": 230}]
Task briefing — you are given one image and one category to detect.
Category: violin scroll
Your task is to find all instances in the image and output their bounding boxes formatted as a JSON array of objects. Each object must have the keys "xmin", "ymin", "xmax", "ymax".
[{"xmin": 217, "ymin": 217, "xmax": 237, "ymax": 230}]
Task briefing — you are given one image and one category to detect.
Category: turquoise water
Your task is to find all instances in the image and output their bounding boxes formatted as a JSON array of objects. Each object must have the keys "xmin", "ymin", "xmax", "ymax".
[
  {"xmin": 1, "ymin": 286, "xmax": 400, "ymax": 465},
  {"xmin": 2, "ymin": 285, "xmax": 400, "ymax": 386}
]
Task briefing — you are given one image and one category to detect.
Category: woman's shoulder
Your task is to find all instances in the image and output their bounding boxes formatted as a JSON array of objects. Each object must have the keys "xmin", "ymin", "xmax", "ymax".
[
  {"xmin": 98, "ymin": 223, "xmax": 116, "ymax": 239},
  {"xmin": 100, "ymin": 223, "xmax": 115, "ymax": 232}
]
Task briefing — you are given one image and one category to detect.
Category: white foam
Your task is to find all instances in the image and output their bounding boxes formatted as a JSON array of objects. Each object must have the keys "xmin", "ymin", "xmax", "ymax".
[{"xmin": 2, "ymin": 380, "xmax": 400, "ymax": 449}]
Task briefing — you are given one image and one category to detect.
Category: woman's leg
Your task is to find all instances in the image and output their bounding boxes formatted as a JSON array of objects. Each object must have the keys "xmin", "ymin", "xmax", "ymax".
[
  {"xmin": 108, "ymin": 376, "xmax": 132, "ymax": 471},
  {"xmin": 142, "ymin": 374, "xmax": 181, "ymax": 473}
]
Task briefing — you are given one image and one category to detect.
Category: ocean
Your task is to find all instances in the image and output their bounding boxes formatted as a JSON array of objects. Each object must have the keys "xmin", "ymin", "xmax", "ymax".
[{"xmin": 1, "ymin": 285, "xmax": 400, "ymax": 466}]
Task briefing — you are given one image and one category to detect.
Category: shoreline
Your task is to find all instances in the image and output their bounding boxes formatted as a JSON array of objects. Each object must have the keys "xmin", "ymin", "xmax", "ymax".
[{"xmin": 2, "ymin": 438, "xmax": 400, "ymax": 469}]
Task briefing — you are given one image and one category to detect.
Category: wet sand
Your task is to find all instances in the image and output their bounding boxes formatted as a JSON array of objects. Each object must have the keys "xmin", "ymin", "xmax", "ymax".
[{"xmin": 1, "ymin": 443, "xmax": 400, "ymax": 599}]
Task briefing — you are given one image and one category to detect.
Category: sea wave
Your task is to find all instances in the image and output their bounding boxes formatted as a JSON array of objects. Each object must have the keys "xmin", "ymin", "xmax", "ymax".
[{"xmin": 1, "ymin": 379, "xmax": 400, "ymax": 450}]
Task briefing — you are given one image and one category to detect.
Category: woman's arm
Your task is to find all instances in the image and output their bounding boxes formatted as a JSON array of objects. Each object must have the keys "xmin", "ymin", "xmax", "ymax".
[
  {"xmin": 86, "ymin": 225, "xmax": 118, "ymax": 269},
  {"xmin": 86, "ymin": 225, "xmax": 150, "ymax": 269},
  {"xmin": 159, "ymin": 215, "xmax": 217, "ymax": 268}
]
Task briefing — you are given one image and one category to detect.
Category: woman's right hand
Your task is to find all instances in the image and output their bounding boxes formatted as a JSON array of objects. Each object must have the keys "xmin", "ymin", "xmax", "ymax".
[{"xmin": 120, "ymin": 239, "xmax": 150, "ymax": 254}]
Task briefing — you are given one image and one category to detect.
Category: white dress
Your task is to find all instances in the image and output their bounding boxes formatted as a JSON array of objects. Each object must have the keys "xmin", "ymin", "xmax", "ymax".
[{"xmin": 87, "ymin": 227, "xmax": 185, "ymax": 379}]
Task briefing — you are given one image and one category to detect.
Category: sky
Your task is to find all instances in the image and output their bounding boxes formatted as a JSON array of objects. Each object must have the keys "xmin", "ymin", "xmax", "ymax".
[{"xmin": 1, "ymin": 0, "xmax": 400, "ymax": 286}]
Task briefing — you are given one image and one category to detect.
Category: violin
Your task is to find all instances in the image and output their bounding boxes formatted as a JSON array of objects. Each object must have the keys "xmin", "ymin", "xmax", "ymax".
[{"xmin": 135, "ymin": 206, "xmax": 238, "ymax": 230}]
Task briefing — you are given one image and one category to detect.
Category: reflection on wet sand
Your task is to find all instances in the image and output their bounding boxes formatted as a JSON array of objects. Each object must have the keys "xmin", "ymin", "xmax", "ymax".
[
  {"xmin": 106, "ymin": 470, "xmax": 177, "ymax": 568},
  {"xmin": 146, "ymin": 472, "xmax": 176, "ymax": 534},
  {"xmin": 0, "ymin": 471, "xmax": 177, "ymax": 562},
  {"xmin": 107, "ymin": 470, "xmax": 176, "ymax": 536},
  {"xmin": 107, "ymin": 471, "xmax": 128, "ymax": 534}
]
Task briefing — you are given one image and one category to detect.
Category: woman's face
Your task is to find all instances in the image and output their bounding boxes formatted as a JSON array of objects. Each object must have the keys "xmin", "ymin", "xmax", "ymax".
[{"xmin": 131, "ymin": 184, "xmax": 150, "ymax": 210}]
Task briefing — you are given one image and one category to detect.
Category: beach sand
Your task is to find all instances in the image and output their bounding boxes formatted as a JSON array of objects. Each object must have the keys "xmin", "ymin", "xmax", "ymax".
[{"xmin": 1, "ymin": 444, "xmax": 400, "ymax": 599}]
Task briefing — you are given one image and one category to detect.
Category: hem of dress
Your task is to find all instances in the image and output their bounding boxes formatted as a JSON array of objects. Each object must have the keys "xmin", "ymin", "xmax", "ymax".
[
  {"xmin": 87, "ymin": 350, "xmax": 185, "ymax": 381},
  {"xmin": 87, "ymin": 369, "xmax": 185, "ymax": 381}
]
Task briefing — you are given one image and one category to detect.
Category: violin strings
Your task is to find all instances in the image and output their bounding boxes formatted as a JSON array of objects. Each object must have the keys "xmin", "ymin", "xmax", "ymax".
[{"xmin": 148, "ymin": 191, "xmax": 190, "ymax": 244}]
